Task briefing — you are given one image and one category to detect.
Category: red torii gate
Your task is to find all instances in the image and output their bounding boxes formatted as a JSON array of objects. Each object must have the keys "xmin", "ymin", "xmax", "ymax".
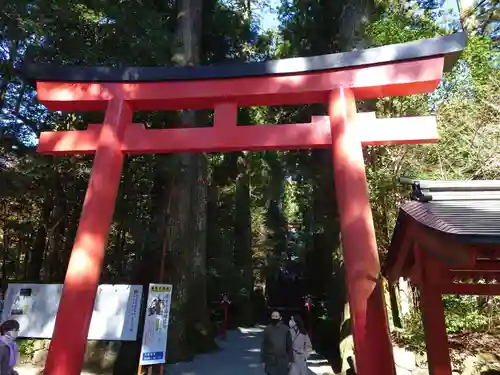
[{"xmin": 23, "ymin": 32, "xmax": 466, "ymax": 375}]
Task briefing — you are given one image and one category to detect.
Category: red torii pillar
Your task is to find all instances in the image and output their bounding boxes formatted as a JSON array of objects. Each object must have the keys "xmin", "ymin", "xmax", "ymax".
[{"xmin": 29, "ymin": 51, "xmax": 446, "ymax": 375}]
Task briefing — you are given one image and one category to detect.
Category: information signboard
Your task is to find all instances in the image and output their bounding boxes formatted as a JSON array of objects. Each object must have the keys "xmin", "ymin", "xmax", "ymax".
[
  {"xmin": 1, "ymin": 283, "xmax": 143, "ymax": 341},
  {"xmin": 139, "ymin": 284, "xmax": 173, "ymax": 365}
]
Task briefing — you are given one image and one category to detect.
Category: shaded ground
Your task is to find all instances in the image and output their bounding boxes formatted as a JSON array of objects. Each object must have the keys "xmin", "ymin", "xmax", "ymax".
[
  {"xmin": 449, "ymin": 331, "xmax": 500, "ymax": 354},
  {"xmin": 448, "ymin": 331, "xmax": 500, "ymax": 373},
  {"xmin": 393, "ymin": 330, "xmax": 500, "ymax": 374},
  {"xmin": 16, "ymin": 327, "xmax": 334, "ymax": 375},
  {"xmin": 166, "ymin": 326, "xmax": 334, "ymax": 375},
  {"xmin": 16, "ymin": 366, "xmax": 94, "ymax": 375}
]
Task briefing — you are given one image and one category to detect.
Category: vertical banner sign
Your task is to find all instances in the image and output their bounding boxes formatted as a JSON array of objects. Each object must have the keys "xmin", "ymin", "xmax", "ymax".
[{"xmin": 139, "ymin": 284, "xmax": 173, "ymax": 365}]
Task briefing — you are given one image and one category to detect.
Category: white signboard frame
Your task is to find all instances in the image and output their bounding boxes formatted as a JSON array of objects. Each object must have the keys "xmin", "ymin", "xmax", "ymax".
[
  {"xmin": 1, "ymin": 283, "xmax": 143, "ymax": 341},
  {"xmin": 139, "ymin": 284, "xmax": 173, "ymax": 365}
]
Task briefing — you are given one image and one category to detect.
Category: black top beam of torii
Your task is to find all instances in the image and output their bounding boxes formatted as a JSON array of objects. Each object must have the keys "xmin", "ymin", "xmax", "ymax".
[{"xmin": 20, "ymin": 32, "xmax": 466, "ymax": 83}]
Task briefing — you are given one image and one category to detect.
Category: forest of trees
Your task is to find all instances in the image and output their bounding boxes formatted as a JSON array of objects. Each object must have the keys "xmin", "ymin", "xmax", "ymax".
[{"xmin": 0, "ymin": 0, "xmax": 498, "ymax": 374}]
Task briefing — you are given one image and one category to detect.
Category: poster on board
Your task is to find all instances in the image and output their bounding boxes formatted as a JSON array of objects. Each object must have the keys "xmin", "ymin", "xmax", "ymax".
[
  {"xmin": 139, "ymin": 284, "xmax": 173, "ymax": 365},
  {"xmin": 2, "ymin": 284, "xmax": 143, "ymax": 341}
]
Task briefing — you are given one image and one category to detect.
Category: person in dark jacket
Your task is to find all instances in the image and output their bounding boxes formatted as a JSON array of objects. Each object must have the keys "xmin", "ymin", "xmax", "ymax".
[{"xmin": 260, "ymin": 310, "xmax": 293, "ymax": 375}]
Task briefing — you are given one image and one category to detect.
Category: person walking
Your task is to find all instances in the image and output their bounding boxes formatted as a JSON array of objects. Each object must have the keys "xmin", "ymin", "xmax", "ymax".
[
  {"xmin": 289, "ymin": 314, "xmax": 313, "ymax": 375},
  {"xmin": 0, "ymin": 319, "xmax": 20, "ymax": 375},
  {"xmin": 260, "ymin": 310, "xmax": 293, "ymax": 375}
]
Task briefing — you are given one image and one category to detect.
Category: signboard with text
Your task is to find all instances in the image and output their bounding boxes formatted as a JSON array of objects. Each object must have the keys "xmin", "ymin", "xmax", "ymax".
[
  {"xmin": 2, "ymin": 283, "xmax": 143, "ymax": 341},
  {"xmin": 139, "ymin": 284, "xmax": 173, "ymax": 365}
]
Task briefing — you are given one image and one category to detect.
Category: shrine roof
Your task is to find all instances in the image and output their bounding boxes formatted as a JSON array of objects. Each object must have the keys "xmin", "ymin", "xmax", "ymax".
[
  {"xmin": 383, "ymin": 179, "xmax": 500, "ymax": 281},
  {"xmin": 401, "ymin": 179, "xmax": 500, "ymax": 241},
  {"xmin": 21, "ymin": 32, "xmax": 466, "ymax": 83}
]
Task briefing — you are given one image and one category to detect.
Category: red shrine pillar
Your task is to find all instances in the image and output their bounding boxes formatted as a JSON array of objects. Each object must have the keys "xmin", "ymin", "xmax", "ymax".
[
  {"xmin": 44, "ymin": 99, "xmax": 132, "ymax": 375},
  {"xmin": 416, "ymin": 246, "xmax": 452, "ymax": 375},
  {"xmin": 328, "ymin": 88, "xmax": 395, "ymax": 375}
]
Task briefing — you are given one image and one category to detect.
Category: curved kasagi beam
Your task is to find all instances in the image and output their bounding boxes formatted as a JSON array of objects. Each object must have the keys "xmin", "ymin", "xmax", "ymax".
[
  {"xmin": 22, "ymin": 33, "xmax": 466, "ymax": 83},
  {"xmin": 23, "ymin": 33, "xmax": 466, "ymax": 112}
]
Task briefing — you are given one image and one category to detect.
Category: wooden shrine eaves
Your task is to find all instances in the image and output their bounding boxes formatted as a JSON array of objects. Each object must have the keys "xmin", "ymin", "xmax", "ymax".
[
  {"xmin": 402, "ymin": 179, "xmax": 500, "ymax": 240},
  {"xmin": 383, "ymin": 179, "xmax": 500, "ymax": 284},
  {"xmin": 21, "ymin": 33, "xmax": 466, "ymax": 83}
]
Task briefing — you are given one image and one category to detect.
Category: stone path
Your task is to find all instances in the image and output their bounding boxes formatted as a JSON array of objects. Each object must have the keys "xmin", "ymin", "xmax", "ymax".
[
  {"xmin": 15, "ymin": 327, "xmax": 334, "ymax": 375},
  {"xmin": 166, "ymin": 326, "xmax": 333, "ymax": 375}
]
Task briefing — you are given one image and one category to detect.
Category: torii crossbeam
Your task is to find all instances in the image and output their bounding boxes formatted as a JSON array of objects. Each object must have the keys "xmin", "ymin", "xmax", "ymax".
[{"xmin": 23, "ymin": 32, "xmax": 466, "ymax": 375}]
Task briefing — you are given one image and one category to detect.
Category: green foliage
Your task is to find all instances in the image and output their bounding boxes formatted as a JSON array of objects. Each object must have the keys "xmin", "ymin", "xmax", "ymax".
[
  {"xmin": 366, "ymin": 11, "xmax": 442, "ymax": 46},
  {"xmin": 443, "ymin": 296, "xmax": 490, "ymax": 333},
  {"xmin": 16, "ymin": 339, "xmax": 36, "ymax": 358},
  {"xmin": 398, "ymin": 295, "xmax": 500, "ymax": 353},
  {"xmin": 461, "ymin": 34, "xmax": 498, "ymax": 89},
  {"xmin": 397, "ymin": 309, "xmax": 427, "ymax": 353}
]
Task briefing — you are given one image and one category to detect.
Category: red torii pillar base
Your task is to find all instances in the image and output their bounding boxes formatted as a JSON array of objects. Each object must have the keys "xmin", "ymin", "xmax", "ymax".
[
  {"xmin": 43, "ymin": 99, "xmax": 132, "ymax": 375},
  {"xmin": 329, "ymin": 88, "xmax": 396, "ymax": 375}
]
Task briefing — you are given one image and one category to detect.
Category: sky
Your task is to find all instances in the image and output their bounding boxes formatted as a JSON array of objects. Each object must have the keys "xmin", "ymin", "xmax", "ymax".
[
  {"xmin": 259, "ymin": 0, "xmax": 463, "ymax": 31},
  {"xmin": 444, "ymin": 0, "xmax": 461, "ymax": 12},
  {"xmin": 260, "ymin": 0, "xmax": 280, "ymax": 30}
]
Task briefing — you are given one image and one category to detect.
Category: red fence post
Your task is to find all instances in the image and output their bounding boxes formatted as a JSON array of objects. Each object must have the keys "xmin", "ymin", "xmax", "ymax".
[
  {"xmin": 221, "ymin": 294, "xmax": 230, "ymax": 340},
  {"xmin": 304, "ymin": 296, "xmax": 313, "ymax": 339},
  {"xmin": 328, "ymin": 88, "xmax": 395, "ymax": 375},
  {"xmin": 44, "ymin": 99, "xmax": 132, "ymax": 375}
]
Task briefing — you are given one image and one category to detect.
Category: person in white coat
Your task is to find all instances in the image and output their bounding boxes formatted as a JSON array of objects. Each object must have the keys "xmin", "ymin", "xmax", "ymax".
[{"xmin": 288, "ymin": 314, "xmax": 313, "ymax": 375}]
